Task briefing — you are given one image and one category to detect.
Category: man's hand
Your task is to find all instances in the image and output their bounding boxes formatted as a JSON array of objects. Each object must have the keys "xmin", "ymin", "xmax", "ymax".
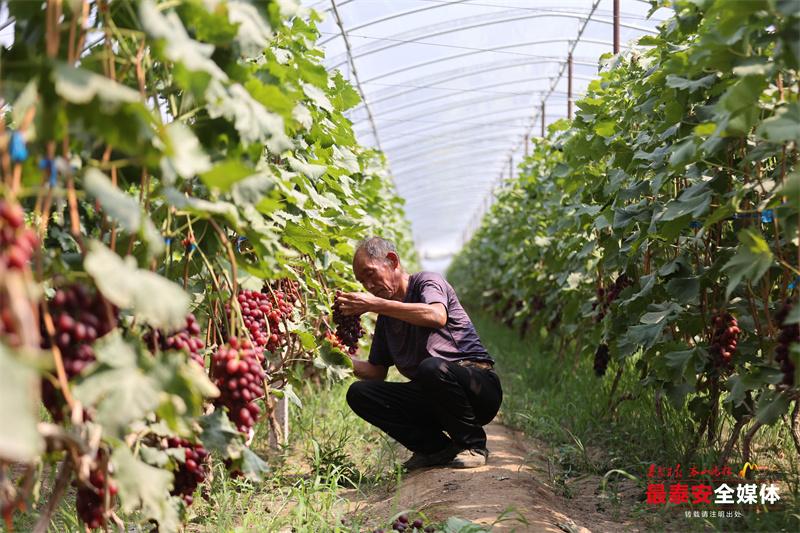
[{"xmin": 336, "ymin": 291, "xmax": 383, "ymax": 316}]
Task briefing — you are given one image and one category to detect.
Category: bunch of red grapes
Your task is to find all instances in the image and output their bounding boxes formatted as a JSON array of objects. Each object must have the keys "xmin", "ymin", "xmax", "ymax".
[
  {"xmin": 266, "ymin": 278, "xmax": 301, "ymax": 306},
  {"xmin": 593, "ymin": 274, "xmax": 632, "ymax": 322},
  {"xmin": 167, "ymin": 437, "xmax": 209, "ymax": 506},
  {"xmin": 332, "ymin": 290, "xmax": 364, "ymax": 354},
  {"xmin": 228, "ymin": 289, "xmax": 293, "ymax": 353},
  {"xmin": 368, "ymin": 513, "xmax": 434, "ymax": 532},
  {"xmin": 210, "ymin": 338, "xmax": 265, "ymax": 434},
  {"xmin": 709, "ymin": 311, "xmax": 740, "ymax": 367},
  {"xmin": 41, "ymin": 284, "xmax": 117, "ymax": 420},
  {"xmin": 775, "ymin": 301, "xmax": 798, "ymax": 386},
  {"xmin": 145, "ymin": 313, "xmax": 205, "ymax": 367},
  {"xmin": 0, "ymin": 200, "xmax": 38, "ymax": 271},
  {"xmin": 76, "ymin": 464, "xmax": 117, "ymax": 530},
  {"xmin": 593, "ymin": 343, "xmax": 610, "ymax": 376}
]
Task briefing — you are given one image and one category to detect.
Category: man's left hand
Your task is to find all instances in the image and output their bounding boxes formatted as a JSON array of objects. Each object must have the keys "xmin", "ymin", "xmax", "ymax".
[{"xmin": 336, "ymin": 292, "xmax": 382, "ymax": 316}]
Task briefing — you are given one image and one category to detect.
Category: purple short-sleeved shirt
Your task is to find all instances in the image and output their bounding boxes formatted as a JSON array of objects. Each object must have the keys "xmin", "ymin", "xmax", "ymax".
[{"xmin": 367, "ymin": 271, "xmax": 493, "ymax": 379}]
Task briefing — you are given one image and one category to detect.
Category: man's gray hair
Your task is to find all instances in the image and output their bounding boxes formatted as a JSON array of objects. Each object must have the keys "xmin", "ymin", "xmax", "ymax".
[{"xmin": 355, "ymin": 236, "xmax": 397, "ymax": 261}]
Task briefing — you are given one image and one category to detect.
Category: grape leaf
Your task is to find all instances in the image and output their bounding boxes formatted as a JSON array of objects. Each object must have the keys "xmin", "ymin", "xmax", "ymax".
[
  {"xmin": 0, "ymin": 344, "xmax": 44, "ymax": 462},
  {"xmin": 112, "ymin": 447, "xmax": 180, "ymax": 533}
]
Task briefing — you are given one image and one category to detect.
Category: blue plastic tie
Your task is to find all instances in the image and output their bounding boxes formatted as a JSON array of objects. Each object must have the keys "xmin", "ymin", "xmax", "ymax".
[
  {"xmin": 761, "ymin": 209, "xmax": 774, "ymax": 224},
  {"xmin": 164, "ymin": 237, "xmax": 172, "ymax": 246},
  {"xmin": 236, "ymin": 236, "xmax": 247, "ymax": 253},
  {"xmin": 39, "ymin": 158, "xmax": 57, "ymax": 187},
  {"xmin": 9, "ymin": 131, "xmax": 28, "ymax": 163},
  {"xmin": 689, "ymin": 220, "xmax": 702, "ymax": 229},
  {"xmin": 790, "ymin": 276, "xmax": 800, "ymax": 290},
  {"xmin": 187, "ymin": 243, "xmax": 196, "ymax": 252}
]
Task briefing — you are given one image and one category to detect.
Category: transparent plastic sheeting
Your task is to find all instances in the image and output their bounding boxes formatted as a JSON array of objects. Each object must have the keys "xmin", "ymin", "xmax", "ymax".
[{"xmin": 305, "ymin": 0, "xmax": 671, "ymax": 271}]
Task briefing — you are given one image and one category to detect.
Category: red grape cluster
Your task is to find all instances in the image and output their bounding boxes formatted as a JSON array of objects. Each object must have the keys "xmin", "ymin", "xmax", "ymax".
[
  {"xmin": 709, "ymin": 312, "xmax": 740, "ymax": 367},
  {"xmin": 76, "ymin": 464, "xmax": 117, "ymax": 530},
  {"xmin": 145, "ymin": 314, "xmax": 205, "ymax": 367},
  {"xmin": 265, "ymin": 278, "xmax": 301, "ymax": 306},
  {"xmin": 167, "ymin": 437, "xmax": 209, "ymax": 506},
  {"xmin": 593, "ymin": 274, "xmax": 632, "ymax": 322},
  {"xmin": 332, "ymin": 291, "xmax": 363, "ymax": 354},
  {"xmin": 41, "ymin": 284, "xmax": 117, "ymax": 419},
  {"xmin": 0, "ymin": 200, "xmax": 38, "ymax": 271},
  {"xmin": 210, "ymin": 338, "xmax": 265, "ymax": 434},
  {"xmin": 228, "ymin": 289, "xmax": 292, "ymax": 353},
  {"xmin": 324, "ymin": 330, "xmax": 349, "ymax": 353},
  {"xmin": 775, "ymin": 301, "xmax": 798, "ymax": 386},
  {"xmin": 593, "ymin": 343, "xmax": 610, "ymax": 376},
  {"xmin": 369, "ymin": 513, "xmax": 434, "ymax": 532}
]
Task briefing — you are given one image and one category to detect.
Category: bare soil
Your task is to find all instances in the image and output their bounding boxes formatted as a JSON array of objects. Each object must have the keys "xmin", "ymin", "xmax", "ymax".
[{"xmin": 347, "ymin": 421, "xmax": 644, "ymax": 532}]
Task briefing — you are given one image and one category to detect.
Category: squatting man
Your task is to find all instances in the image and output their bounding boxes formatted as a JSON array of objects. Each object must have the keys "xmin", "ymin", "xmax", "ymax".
[{"xmin": 336, "ymin": 236, "xmax": 502, "ymax": 470}]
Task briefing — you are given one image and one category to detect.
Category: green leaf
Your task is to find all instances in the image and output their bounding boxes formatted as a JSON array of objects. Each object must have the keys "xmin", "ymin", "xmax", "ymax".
[
  {"xmin": 755, "ymin": 103, "xmax": 800, "ymax": 143},
  {"xmin": 665, "ymin": 277, "xmax": 700, "ymax": 304},
  {"xmin": 0, "ymin": 344, "xmax": 44, "ymax": 462},
  {"xmin": 200, "ymin": 161, "xmax": 258, "ymax": 192},
  {"xmin": 719, "ymin": 76, "xmax": 767, "ymax": 114},
  {"xmin": 721, "ymin": 229, "xmax": 774, "ymax": 298},
  {"xmin": 238, "ymin": 447, "xmax": 271, "ymax": 481},
  {"xmin": 755, "ymin": 390, "xmax": 792, "ymax": 425},
  {"xmin": 319, "ymin": 337, "xmax": 354, "ymax": 369},
  {"xmin": 84, "ymin": 169, "xmax": 164, "ymax": 256},
  {"xmin": 139, "ymin": 0, "xmax": 227, "ymax": 81},
  {"xmin": 160, "ymin": 122, "xmax": 211, "ymax": 183},
  {"xmin": 112, "ymin": 447, "xmax": 180, "ymax": 533},
  {"xmin": 84, "ymin": 241, "xmax": 190, "ymax": 330},
  {"xmin": 665, "ymin": 73, "xmax": 717, "ymax": 92},
  {"xmin": 594, "ymin": 120, "xmax": 616, "ymax": 137},
  {"xmin": 659, "ymin": 190, "xmax": 711, "ymax": 221},
  {"xmin": 198, "ymin": 410, "xmax": 246, "ymax": 459},
  {"xmin": 53, "ymin": 63, "xmax": 141, "ymax": 105},
  {"xmin": 73, "ymin": 336, "xmax": 160, "ymax": 437}
]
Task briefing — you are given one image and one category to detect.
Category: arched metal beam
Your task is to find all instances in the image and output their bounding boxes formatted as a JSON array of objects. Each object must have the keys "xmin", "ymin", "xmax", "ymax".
[
  {"xmin": 394, "ymin": 160, "xmax": 503, "ymax": 180},
  {"xmin": 393, "ymin": 146, "xmax": 510, "ymax": 174},
  {"xmin": 328, "ymin": 10, "xmax": 657, "ymax": 68},
  {"xmin": 369, "ymin": 75, "xmax": 595, "ymax": 120},
  {"xmin": 319, "ymin": 1, "xmax": 472, "ymax": 46},
  {"xmin": 370, "ymin": 89, "xmax": 577, "ymax": 127},
  {"xmin": 384, "ymin": 127, "xmax": 527, "ymax": 151},
  {"xmin": 377, "ymin": 120, "xmax": 531, "ymax": 145},
  {"xmin": 370, "ymin": 104, "xmax": 554, "ymax": 135},
  {"xmin": 389, "ymin": 138, "xmax": 515, "ymax": 165},
  {"xmin": 363, "ymin": 57, "xmax": 598, "ymax": 109},
  {"xmin": 392, "ymin": 154, "xmax": 505, "ymax": 177},
  {"xmin": 361, "ymin": 39, "xmax": 607, "ymax": 85}
]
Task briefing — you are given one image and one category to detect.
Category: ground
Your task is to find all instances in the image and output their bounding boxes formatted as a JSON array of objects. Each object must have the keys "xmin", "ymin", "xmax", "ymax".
[{"xmin": 345, "ymin": 420, "xmax": 642, "ymax": 532}]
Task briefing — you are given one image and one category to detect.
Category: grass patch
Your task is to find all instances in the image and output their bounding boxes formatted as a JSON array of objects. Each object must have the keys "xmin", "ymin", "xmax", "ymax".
[{"xmin": 470, "ymin": 310, "xmax": 800, "ymax": 532}]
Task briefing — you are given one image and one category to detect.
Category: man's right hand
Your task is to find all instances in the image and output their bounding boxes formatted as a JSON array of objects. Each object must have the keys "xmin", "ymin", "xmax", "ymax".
[{"xmin": 350, "ymin": 356, "xmax": 388, "ymax": 381}]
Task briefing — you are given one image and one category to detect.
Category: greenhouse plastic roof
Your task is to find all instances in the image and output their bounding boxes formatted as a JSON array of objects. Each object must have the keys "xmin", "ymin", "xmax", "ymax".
[{"xmin": 304, "ymin": 0, "xmax": 672, "ymax": 271}]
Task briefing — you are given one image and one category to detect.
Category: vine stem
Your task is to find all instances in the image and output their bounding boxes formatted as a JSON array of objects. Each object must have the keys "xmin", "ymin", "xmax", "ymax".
[
  {"xmin": 32, "ymin": 460, "xmax": 72, "ymax": 533},
  {"xmin": 717, "ymin": 417, "xmax": 747, "ymax": 469},
  {"xmin": 41, "ymin": 305, "xmax": 76, "ymax": 410},
  {"xmin": 742, "ymin": 420, "xmax": 764, "ymax": 464},
  {"xmin": 790, "ymin": 400, "xmax": 800, "ymax": 457},
  {"xmin": 208, "ymin": 218, "xmax": 238, "ymax": 299}
]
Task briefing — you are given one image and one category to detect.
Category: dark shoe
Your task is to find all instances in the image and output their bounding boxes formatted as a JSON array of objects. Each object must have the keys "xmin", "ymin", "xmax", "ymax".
[
  {"xmin": 450, "ymin": 448, "xmax": 488, "ymax": 468},
  {"xmin": 401, "ymin": 444, "xmax": 459, "ymax": 471}
]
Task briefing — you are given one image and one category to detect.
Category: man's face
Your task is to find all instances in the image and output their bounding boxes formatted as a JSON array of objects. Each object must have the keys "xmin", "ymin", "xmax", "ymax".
[{"xmin": 353, "ymin": 251, "xmax": 398, "ymax": 299}]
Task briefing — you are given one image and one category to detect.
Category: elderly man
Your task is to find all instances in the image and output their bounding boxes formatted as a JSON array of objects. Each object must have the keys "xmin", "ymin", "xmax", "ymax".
[{"xmin": 336, "ymin": 236, "xmax": 502, "ymax": 470}]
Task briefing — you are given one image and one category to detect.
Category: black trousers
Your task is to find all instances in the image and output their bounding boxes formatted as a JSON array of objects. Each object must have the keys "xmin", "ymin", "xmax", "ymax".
[{"xmin": 346, "ymin": 357, "xmax": 503, "ymax": 454}]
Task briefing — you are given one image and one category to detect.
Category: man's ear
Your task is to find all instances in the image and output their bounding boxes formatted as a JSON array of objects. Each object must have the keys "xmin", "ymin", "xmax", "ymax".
[{"xmin": 385, "ymin": 251, "xmax": 400, "ymax": 270}]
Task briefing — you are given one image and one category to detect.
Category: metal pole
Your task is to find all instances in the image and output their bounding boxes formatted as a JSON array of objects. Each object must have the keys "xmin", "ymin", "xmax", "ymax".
[
  {"xmin": 509, "ymin": 155, "xmax": 513, "ymax": 180},
  {"xmin": 613, "ymin": 0, "xmax": 620, "ymax": 54},
  {"xmin": 540, "ymin": 101, "xmax": 545, "ymax": 137},
  {"xmin": 524, "ymin": 135, "xmax": 529, "ymax": 157},
  {"xmin": 567, "ymin": 53, "xmax": 573, "ymax": 119}
]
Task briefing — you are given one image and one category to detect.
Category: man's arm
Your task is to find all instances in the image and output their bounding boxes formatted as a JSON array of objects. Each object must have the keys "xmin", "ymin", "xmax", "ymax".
[
  {"xmin": 350, "ymin": 357, "xmax": 388, "ymax": 381},
  {"xmin": 337, "ymin": 293, "xmax": 447, "ymax": 329}
]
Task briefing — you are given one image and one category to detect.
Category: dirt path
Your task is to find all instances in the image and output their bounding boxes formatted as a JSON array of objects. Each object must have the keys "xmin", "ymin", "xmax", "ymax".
[{"xmin": 349, "ymin": 421, "xmax": 641, "ymax": 532}]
